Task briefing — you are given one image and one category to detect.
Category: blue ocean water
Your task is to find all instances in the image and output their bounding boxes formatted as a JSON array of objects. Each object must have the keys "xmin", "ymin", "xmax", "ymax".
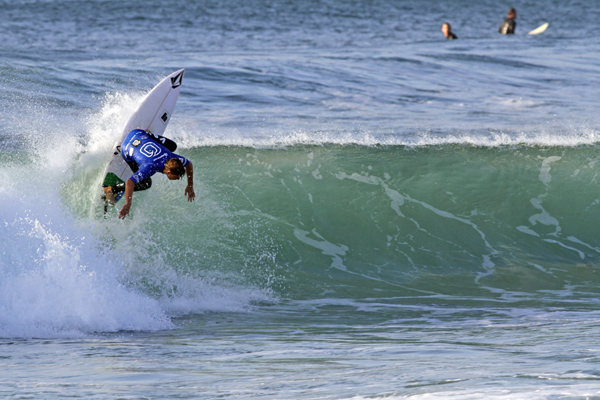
[{"xmin": 2, "ymin": 0, "xmax": 600, "ymax": 398}]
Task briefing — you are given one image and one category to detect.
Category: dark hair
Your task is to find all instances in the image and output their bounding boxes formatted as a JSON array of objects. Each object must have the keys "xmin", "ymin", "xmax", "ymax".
[
  {"xmin": 508, "ymin": 8, "xmax": 516, "ymax": 16},
  {"xmin": 165, "ymin": 158, "xmax": 185, "ymax": 177}
]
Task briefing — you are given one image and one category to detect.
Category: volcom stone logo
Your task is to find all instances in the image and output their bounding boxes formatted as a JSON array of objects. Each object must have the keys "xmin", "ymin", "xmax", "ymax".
[{"xmin": 171, "ymin": 71, "xmax": 184, "ymax": 89}]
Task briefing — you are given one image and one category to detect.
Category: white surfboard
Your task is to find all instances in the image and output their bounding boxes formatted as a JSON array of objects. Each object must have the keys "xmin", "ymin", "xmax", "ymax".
[
  {"xmin": 528, "ymin": 22, "xmax": 549, "ymax": 35},
  {"xmin": 102, "ymin": 69, "xmax": 185, "ymax": 205}
]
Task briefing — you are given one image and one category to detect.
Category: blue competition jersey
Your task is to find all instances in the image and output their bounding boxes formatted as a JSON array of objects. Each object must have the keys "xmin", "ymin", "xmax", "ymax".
[{"xmin": 121, "ymin": 129, "xmax": 190, "ymax": 184}]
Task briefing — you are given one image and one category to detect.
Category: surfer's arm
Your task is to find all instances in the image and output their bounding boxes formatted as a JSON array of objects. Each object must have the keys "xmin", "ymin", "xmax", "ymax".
[
  {"xmin": 185, "ymin": 162, "xmax": 195, "ymax": 202},
  {"xmin": 118, "ymin": 179, "xmax": 135, "ymax": 219}
]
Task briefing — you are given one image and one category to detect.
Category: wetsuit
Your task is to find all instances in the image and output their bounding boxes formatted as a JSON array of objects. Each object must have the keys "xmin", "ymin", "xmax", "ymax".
[
  {"xmin": 111, "ymin": 129, "xmax": 189, "ymax": 194},
  {"xmin": 499, "ymin": 18, "xmax": 516, "ymax": 34},
  {"xmin": 446, "ymin": 32, "xmax": 458, "ymax": 40}
]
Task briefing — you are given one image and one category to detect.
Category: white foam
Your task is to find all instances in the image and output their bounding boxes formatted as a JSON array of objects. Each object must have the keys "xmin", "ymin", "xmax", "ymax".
[
  {"xmin": 171, "ymin": 122, "xmax": 600, "ymax": 149},
  {"xmin": 348, "ymin": 384, "xmax": 600, "ymax": 400},
  {"xmin": 0, "ymin": 93, "xmax": 274, "ymax": 339},
  {"xmin": 0, "ymin": 201, "xmax": 174, "ymax": 338}
]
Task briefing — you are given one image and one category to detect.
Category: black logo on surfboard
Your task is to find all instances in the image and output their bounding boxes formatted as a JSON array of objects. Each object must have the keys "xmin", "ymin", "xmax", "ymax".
[
  {"xmin": 171, "ymin": 71, "xmax": 184, "ymax": 89},
  {"xmin": 161, "ymin": 111, "xmax": 169, "ymax": 123}
]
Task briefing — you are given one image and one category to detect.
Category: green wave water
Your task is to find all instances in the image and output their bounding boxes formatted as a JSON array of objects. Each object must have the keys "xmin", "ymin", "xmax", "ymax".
[
  {"xmin": 3, "ymin": 0, "xmax": 600, "ymax": 396},
  {"xmin": 69, "ymin": 144, "xmax": 600, "ymax": 307}
]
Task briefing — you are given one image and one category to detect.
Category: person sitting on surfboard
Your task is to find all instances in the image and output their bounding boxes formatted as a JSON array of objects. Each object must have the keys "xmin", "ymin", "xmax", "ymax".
[
  {"xmin": 104, "ymin": 129, "xmax": 195, "ymax": 219},
  {"xmin": 499, "ymin": 8, "xmax": 517, "ymax": 34}
]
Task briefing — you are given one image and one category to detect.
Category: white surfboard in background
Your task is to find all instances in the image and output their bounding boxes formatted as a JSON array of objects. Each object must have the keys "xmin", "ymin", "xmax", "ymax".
[{"xmin": 528, "ymin": 22, "xmax": 549, "ymax": 35}]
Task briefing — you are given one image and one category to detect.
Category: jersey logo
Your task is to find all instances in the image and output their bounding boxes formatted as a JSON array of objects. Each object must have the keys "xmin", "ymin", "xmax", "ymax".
[
  {"xmin": 132, "ymin": 139, "xmax": 142, "ymax": 147},
  {"xmin": 140, "ymin": 142, "xmax": 162, "ymax": 158}
]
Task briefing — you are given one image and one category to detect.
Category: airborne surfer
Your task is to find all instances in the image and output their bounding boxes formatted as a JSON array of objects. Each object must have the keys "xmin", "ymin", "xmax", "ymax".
[{"xmin": 103, "ymin": 129, "xmax": 195, "ymax": 219}]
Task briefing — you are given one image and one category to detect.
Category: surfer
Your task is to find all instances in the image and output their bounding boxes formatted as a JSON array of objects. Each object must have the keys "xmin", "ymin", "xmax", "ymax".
[
  {"xmin": 104, "ymin": 129, "xmax": 195, "ymax": 219},
  {"xmin": 441, "ymin": 23, "xmax": 457, "ymax": 40},
  {"xmin": 499, "ymin": 8, "xmax": 517, "ymax": 34}
]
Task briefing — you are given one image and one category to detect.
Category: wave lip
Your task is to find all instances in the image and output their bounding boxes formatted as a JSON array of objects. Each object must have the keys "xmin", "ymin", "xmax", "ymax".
[{"xmin": 174, "ymin": 127, "xmax": 600, "ymax": 149}]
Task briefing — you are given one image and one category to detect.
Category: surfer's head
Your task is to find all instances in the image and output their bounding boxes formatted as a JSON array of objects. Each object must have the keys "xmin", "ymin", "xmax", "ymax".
[
  {"xmin": 164, "ymin": 158, "xmax": 186, "ymax": 180},
  {"xmin": 507, "ymin": 8, "xmax": 516, "ymax": 18},
  {"xmin": 441, "ymin": 23, "xmax": 452, "ymax": 37}
]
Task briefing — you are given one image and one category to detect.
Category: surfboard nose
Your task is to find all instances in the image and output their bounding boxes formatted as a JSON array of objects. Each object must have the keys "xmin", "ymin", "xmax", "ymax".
[{"xmin": 170, "ymin": 69, "xmax": 184, "ymax": 89}]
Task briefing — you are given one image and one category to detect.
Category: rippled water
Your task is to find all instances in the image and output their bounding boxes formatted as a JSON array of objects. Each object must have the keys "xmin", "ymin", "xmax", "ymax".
[{"xmin": 2, "ymin": 0, "xmax": 600, "ymax": 398}]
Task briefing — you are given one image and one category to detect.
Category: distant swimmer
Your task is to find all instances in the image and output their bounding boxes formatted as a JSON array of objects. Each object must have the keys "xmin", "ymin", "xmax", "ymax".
[
  {"xmin": 441, "ymin": 23, "xmax": 458, "ymax": 40},
  {"xmin": 499, "ymin": 8, "xmax": 517, "ymax": 34},
  {"xmin": 103, "ymin": 129, "xmax": 195, "ymax": 219}
]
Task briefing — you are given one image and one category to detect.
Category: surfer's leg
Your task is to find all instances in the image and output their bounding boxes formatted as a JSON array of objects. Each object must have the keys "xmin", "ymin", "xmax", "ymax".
[
  {"xmin": 102, "ymin": 186, "xmax": 116, "ymax": 206},
  {"xmin": 126, "ymin": 160, "xmax": 140, "ymax": 173},
  {"xmin": 148, "ymin": 132, "xmax": 177, "ymax": 152},
  {"xmin": 133, "ymin": 177, "xmax": 152, "ymax": 191},
  {"xmin": 105, "ymin": 159, "xmax": 151, "ymax": 198},
  {"xmin": 120, "ymin": 159, "xmax": 152, "ymax": 190},
  {"xmin": 111, "ymin": 177, "xmax": 152, "ymax": 193}
]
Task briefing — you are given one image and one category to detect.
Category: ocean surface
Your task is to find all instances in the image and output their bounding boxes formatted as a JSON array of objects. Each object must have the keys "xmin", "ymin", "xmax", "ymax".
[{"xmin": 2, "ymin": 0, "xmax": 600, "ymax": 398}]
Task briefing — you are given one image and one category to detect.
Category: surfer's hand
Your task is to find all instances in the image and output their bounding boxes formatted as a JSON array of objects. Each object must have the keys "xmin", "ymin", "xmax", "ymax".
[
  {"xmin": 119, "ymin": 203, "xmax": 131, "ymax": 219},
  {"xmin": 185, "ymin": 185, "xmax": 195, "ymax": 202}
]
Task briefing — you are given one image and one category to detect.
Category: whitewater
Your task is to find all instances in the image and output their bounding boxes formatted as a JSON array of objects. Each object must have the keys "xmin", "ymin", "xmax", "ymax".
[{"xmin": 3, "ymin": 0, "xmax": 600, "ymax": 398}]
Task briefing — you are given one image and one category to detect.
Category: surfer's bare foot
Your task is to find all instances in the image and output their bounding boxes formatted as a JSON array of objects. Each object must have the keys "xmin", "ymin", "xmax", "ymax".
[{"xmin": 103, "ymin": 186, "xmax": 116, "ymax": 206}]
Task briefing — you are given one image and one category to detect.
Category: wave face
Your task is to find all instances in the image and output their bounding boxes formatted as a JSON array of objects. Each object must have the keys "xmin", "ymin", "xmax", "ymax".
[
  {"xmin": 62, "ymin": 141, "xmax": 600, "ymax": 307},
  {"xmin": 4, "ymin": 2, "xmax": 600, "ymax": 399},
  {"xmin": 171, "ymin": 144, "xmax": 600, "ymax": 303},
  {"xmin": 7, "ymin": 134, "xmax": 600, "ymax": 338},
  {"xmin": 2, "ymin": 0, "xmax": 600, "ymax": 341}
]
